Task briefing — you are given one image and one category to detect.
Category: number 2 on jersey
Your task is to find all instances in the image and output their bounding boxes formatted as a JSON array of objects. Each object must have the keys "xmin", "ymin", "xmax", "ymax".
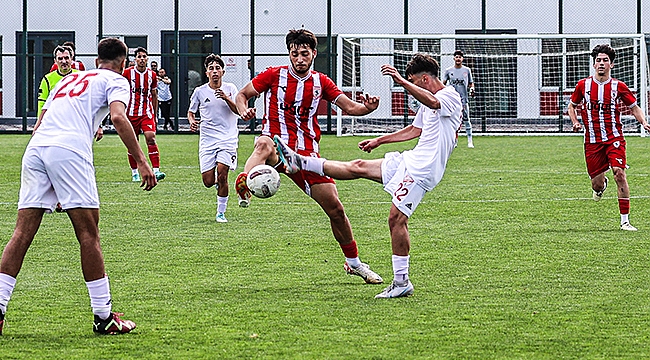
[
  {"xmin": 394, "ymin": 182, "xmax": 409, "ymax": 201},
  {"xmin": 53, "ymin": 73, "xmax": 98, "ymax": 99}
]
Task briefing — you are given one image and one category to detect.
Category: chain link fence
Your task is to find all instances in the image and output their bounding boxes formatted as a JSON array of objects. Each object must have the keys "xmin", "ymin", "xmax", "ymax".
[{"xmin": 0, "ymin": 0, "xmax": 647, "ymax": 133}]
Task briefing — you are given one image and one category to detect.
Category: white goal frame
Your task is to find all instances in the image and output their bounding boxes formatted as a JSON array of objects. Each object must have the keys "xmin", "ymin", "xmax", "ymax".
[{"xmin": 335, "ymin": 33, "xmax": 649, "ymax": 137}]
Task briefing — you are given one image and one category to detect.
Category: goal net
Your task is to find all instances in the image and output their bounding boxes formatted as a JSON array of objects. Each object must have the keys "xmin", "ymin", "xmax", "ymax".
[{"xmin": 335, "ymin": 33, "xmax": 649, "ymax": 136}]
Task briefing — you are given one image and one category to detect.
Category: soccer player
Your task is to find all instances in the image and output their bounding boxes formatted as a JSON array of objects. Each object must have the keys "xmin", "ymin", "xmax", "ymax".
[
  {"xmin": 188, "ymin": 54, "xmax": 240, "ymax": 223},
  {"xmin": 123, "ymin": 47, "xmax": 165, "ymax": 182},
  {"xmin": 234, "ymin": 28, "xmax": 383, "ymax": 285},
  {"xmin": 49, "ymin": 41, "xmax": 86, "ymax": 72},
  {"xmin": 38, "ymin": 45, "xmax": 77, "ymax": 115},
  {"xmin": 0, "ymin": 37, "xmax": 157, "ymax": 335},
  {"xmin": 275, "ymin": 54, "xmax": 462, "ymax": 298},
  {"xmin": 568, "ymin": 44, "xmax": 650, "ymax": 231},
  {"xmin": 442, "ymin": 50, "xmax": 475, "ymax": 148}
]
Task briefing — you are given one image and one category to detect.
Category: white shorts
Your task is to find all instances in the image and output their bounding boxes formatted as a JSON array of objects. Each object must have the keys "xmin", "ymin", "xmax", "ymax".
[
  {"xmin": 199, "ymin": 147, "xmax": 238, "ymax": 173},
  {"xmin": 381, "ymin": 151, "xmax": 426, "ymax": 218},
  {"xmin": 19, "ymin": 146, "xmax": 99, "ymax": 212}
]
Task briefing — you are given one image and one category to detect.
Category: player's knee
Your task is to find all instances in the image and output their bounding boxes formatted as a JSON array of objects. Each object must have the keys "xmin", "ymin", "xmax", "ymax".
[
  {"xmin": 388, "ymin": 210, "xmax": 407, "ymax": 228},
  {"xmin": 253, "ymin": 137, "xmax": 275, "ymax": 157},
  {"xmin": 216, "ymin": 172, "xmax": 229, "ymax": 187},
  {"xmin": 613, "ymin": 169, "xmax": 627, "ymax": 183}
]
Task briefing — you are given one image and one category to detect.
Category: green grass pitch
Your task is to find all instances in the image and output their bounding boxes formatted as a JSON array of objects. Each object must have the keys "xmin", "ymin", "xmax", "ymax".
[{"xmin": 0, "ymin": 133, "xmax": 650, "ymax": 359}]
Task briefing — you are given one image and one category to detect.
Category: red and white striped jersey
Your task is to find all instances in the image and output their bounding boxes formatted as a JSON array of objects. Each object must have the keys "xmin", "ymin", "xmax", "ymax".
[
  {"xmin": 570, "ymin": 76, "xmax": 637, "ymax": 144},
  {"xmin": 122, "ymin": 66, "xmax": 158, "ymax": 118},
  {"xmin": 251, "ymin": 65, "xmax": 343, "ymax": 154},
  {"xmin": 50, "ymin": 60, "xmax": 86, "ymax": 72}
]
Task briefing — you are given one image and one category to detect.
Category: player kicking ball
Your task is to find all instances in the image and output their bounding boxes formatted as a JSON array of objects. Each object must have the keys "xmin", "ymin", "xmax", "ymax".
[{"xmin": 275, "ymin": 53, "xmax": 462, "ymax": 298}]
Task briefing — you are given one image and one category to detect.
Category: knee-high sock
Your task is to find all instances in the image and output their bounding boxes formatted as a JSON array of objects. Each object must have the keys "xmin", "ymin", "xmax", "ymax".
[
  {"xmin": 127, "ymin": 153, "xmax": 138, "ymax": 170},
  {"xmin": 0, "ymin": 273, "xmax": 16, "ymax": 314},
  {"xmin": 148, "ymin": 144, "xmax": 160, "ymax": 169},
  {"xmin": 86, "ymin": 276, "xmax": 112, "ymax": 320}
]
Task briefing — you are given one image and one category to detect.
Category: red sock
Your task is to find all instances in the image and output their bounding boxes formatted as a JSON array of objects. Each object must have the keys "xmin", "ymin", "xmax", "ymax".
[
  {"xmin": 619, "ymin": 198, "xmax": 630, "ymax": 215},
  {"xmin": 148, "ymin": 144, "xmax": 160, "ymax": 168},
  {"xmin": 340, "ymin": 240, "xmax": 358, "ymax": 259},
  {"xmin": 127, "ymin": 153, "xmax": 137, "ymax": 170}
]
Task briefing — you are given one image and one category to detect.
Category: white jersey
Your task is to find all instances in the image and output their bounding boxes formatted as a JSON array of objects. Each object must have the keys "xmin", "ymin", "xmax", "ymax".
[
  {"xmin": 31, "ymin": 69, "xmax": 130, "ymax": 163},
  {"xmin": 189, "ymin": 82, "xmax": 239, "ymax": 149},
  {"xmin": 402, "ymin": 86, "xmax": 462, "ymax": 191}
]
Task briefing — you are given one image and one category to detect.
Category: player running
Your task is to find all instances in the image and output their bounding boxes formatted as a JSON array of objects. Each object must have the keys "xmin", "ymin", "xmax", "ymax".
[
  {"xmin": 568, "ymin": 44, "xmax": 650, "ymax": 231},
  {"xmin": 123, "ymin": 47, "xmax": 166, "ymax": 182},
  {"xmin": 234, "ymin": 28, "xmax": 383, "ymax": 284},
  {"xmin": 188, "ymin": 54, "xmax": 240, "ymax": 223},
  {"xmin": 0, "ymin": 37, "xmax": 157, "ymax": 335}
]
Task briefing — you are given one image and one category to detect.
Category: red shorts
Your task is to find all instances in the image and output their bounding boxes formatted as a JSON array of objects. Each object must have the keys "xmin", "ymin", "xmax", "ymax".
[
  {"xmin": 128, "ymin": 115, "xmax": 156, "ymax": 134},
  {"xmin": 584, "ymin": 139, "xmax": 626, "ymax": 178},
  {"xmin": 274, "ymin": 149, "xmax": 335, "ymax": 196}
]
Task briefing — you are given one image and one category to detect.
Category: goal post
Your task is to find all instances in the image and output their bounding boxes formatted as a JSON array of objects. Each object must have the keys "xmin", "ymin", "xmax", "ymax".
[{"xmin": 335, "ymin": 33, "xmax": 650, "ymax": 137}]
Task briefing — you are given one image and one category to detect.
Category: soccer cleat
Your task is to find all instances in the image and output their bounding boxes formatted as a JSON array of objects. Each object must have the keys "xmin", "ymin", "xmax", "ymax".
[
  {"xmin": 344, "ymin": 262, "xmax": 383, "ymax": 284},
  {"xmin": 132, "ymin": 173, "xmax": 141, "ymax": 182},
  {"xmin": 154, "ymin": 170, "xmax": 166, "ymax": 181},
  {"xmin": 235, "ymin": 172, "xmax": 251, "ymax": 208},
  {"xmin": 620, "ymin": 222, "xmax": 638, "ymax": 231},
  {"xmin": 592, "ymin": 177, "xmax": 608, "ymax": 201},
  {"xmin": 216, "ymin": 212, "xmax": 228, "ymax": 223},
  {"xmin": 273, "ymin": 135, "xmax": 303, "ymax": 174},
  {"xmin": 93, "ymin": 312, "xmax": 136, "ymax": 335},
  {"xmin": 375, "ymin": 280, "xmax": 414, "ymax": 299},
  {"xmin": 0, "ymin": 310, "xmax": 4, "ymax": 335},
  {"xmin": 467, "ymin": 141, "xmax": 474, "ymax": 148}
]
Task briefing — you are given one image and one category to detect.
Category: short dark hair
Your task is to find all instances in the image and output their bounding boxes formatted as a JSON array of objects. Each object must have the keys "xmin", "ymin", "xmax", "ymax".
[
  {"xmin": 405, "ymin": 53, "xmax": 440, "ymax": 79},
  {"xmin": 591, "ymin": 44, "xmax": 616, "ymax": 63},
  {"xmin": 135, "ymin": 47, "xmax": 148, "ymax": 56},
  {"xmin": 97, "ymin": 37, "xmax": 127, "ymax": 61},
  {"xmin": 53, "ymin": 45, "xmax": 72, "ymax": 57},
  {"xmin": 150, "ymin": 60, "xmax": 158, "ymax": 65},
  {"xmin": 453, "ymin": 50, "xmax": 464, "ymax": 57},
  {"xmin": 62, "ymin": 41, "xmax": 76, "ymax": 52},
  {"xmin": 286, "ymin": 28, "xmax": 317, "ymax": 51},
  {"xmin": 204, "ymin": 53, "xmax": 224, "ymax": 69}
]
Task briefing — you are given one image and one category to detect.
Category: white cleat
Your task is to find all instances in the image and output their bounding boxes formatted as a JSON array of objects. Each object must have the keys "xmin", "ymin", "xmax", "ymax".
[
  {"xmin": 343, "ymin": 262, "xmax": 383, "ymax": 284},
  {"xmin": 375, "ymin": 280, "xmax": 414, "ymax": 299},
  {"xmin": 592, "ymin": 177, "xmax": 608, "ymax": 202},
  {"xmin": 467, "ymin": 141, "xmax": 474, "ymax": 148},
  {"xmin": 273, "ymin": 135, "xmax": 303, "ymax": 174},
  {"xmin": 620, "ymin": 222, "xmax": 637, "ymax": 231},
  {"xmin": 216, "ymin": 212, "xmax": 228, "ymax": 223}
]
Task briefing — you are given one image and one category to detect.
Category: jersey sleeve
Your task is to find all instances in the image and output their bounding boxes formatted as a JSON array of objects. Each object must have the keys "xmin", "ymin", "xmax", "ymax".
[
  {"xmin": 412, "ymin": 106, "xmax": 424, "ymax": 129},
  {"xmin": 37, "ymin": 76, "xmax": 50, "ymax": 115},
  {"xmin": 77, "ymin": 61, "xmax": 86, "ymax": 71},
  {"xmin": 188, "ymin": 88, "xmax": 201, "ymax": 113},
  {"xmin": 467, "ymin": 68, "xmax": 474, "ymax": 84},
  {"xmin": 320, "ymin": 73, "xmax": 344, "ymax": 102},
  {"xmin": 570, "ymin": 79, "xmax": 585, "ymax": 105},
  {"xmin": 436, "ymin": 88, "xmax": 460, "ymax": 118},
  {"xmin": 617, "ymin": 81, "xmax": 638, "ymax": 107},
  {"xmin": 151, "ymin": 71, "xmax": 158, "ymax": 90},
  {"xmin": 251, "ymin": 67, "xmax": 275, "ymax": 94},
  {"xmin": 107, "ymin": 76, "xmax": 131, "ymax": 107}
]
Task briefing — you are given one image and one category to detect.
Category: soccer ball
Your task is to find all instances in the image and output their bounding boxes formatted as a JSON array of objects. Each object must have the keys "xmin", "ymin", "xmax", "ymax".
[{"xmin": 247, "ymin": 164, "xmax": 281, "ymax": 198}]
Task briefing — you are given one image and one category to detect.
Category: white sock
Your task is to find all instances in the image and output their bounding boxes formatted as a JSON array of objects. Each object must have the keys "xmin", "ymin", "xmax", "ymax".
[
  {"xmin": 0, "ymin": 273, "xmax": 17, "ymax": 314},
  {"xmin": 86, "ymin": 276, "xmax": 112, "ymax": 320},
  {"xmin": 303, "ymin": 157, "xmax": 326, "ymax": 176},
  {"xmin": 392, "ymin": 254, "xmax": 410, "ymax": 282},
  {"xmin": 217, "ymin": 196, "xmax": 228, "ymax": 214},
  {"xmin": 346, "ymin": 257, "xmax": 362, "ymax": 268},
  {"xmin": 153, "ymin": 167, "xmax": 160, "ymax": 173},
  {"xmin": 131, "ymin": 168, "xmax": 138, "ymax": 176},
  {"xmin": 621, "ymin": 213, "xmax": 629, "ymax": 224}
]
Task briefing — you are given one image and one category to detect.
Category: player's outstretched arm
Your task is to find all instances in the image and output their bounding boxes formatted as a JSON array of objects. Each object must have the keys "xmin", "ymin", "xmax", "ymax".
[
  {"xmin": 358, "ymin": 125, "xmax": 422, "ymax": 153},
  {"xmin": 630, "ymin": 105, "xmax": 650, "ymax": 133},
  {"xmin": 380, "ymin": 64, "xmax": 439, "ymax": 109},
  {"xmin": 335, "ymin": 93, "xmax": 379, "ymax": 116},
  {"xmin": 235, "ymin": 82, "xmax": 258, "ymax": 121},
  {"xmin": 110, "ymin": 101, "xmax": 157, "ymax": 191}
]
